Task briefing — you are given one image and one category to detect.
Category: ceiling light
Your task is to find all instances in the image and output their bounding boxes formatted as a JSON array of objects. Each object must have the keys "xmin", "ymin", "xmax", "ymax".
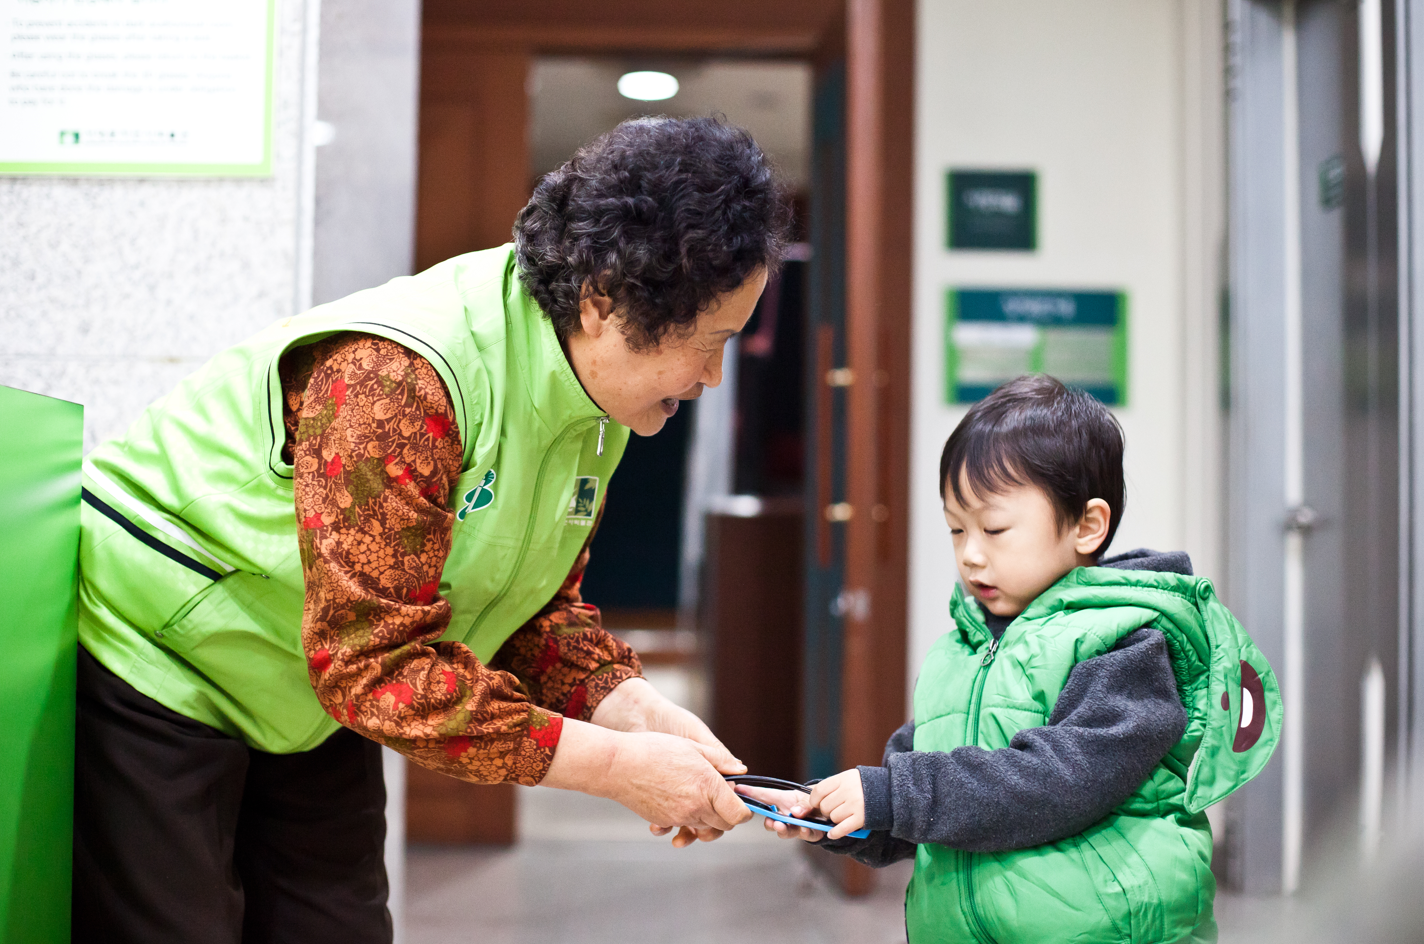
[{"xmin": 618, "ymin": 71, "xmax": 679, "ymax": 102}]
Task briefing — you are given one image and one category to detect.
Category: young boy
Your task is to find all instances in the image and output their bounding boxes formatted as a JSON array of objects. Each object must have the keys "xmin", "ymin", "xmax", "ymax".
[{"xmin": 740, "ymin": 375, "xmax": 1279, "ymax": 944}]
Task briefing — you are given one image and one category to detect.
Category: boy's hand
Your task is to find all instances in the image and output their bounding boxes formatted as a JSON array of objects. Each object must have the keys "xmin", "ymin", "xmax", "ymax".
[
  {"xmin": 808, "ymin": 769, "xmax": 866, "ymax": 840},
  {"xmin": 731, "ymin": 785, "xmax": 824, "ymax": 842}
]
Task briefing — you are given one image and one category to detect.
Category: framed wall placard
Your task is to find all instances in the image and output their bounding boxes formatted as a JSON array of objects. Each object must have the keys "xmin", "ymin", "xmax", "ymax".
[
  {"xmin": 945, "ymin": 288, "xmax": 1128, "ymax": 405},
  {"xmin": 0, "ymin": 0, "xmax": 274, "ymax": 176},
  {"xmin": 946, "ymin": 169, "xmax": 1037, "ymax": 251}
]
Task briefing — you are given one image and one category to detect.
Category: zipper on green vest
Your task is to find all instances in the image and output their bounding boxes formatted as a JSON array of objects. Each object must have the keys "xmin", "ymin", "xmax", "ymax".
[
  {"xmin": 596, "ymin": 416, "xmax": 609, "ymax": 456},
  {"xmin": 466, "ymin": 416, "xmax": 600, "ymax": 637},
  {"xmin": 960, "ymin": 631, "xmax": 1001, "ymax": 944}
]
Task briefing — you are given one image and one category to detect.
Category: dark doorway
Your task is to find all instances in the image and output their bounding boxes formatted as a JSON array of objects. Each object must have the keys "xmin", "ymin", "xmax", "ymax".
[{"xmin": 580, "ymin": 406, "xmax": 691, "ymax": 610}]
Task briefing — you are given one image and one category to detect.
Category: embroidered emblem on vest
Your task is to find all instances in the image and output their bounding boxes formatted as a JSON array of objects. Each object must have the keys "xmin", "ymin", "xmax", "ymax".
[
  {"xmin": 566, "ymin": 476, "xmax": 598, "ymax": 526},
  {"xmin": 456, "ymin": 470, "xmax": 496, "ymax": 520}
]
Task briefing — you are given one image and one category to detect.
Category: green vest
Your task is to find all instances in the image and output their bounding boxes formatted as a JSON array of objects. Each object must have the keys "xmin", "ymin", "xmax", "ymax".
[
  {"xmin": 905, "ymin": 567, "xmax": 1281, "ymax": 944},
  {"xmin": 77, "ymin": 245, "xmax": 629, "ymax": 753}
]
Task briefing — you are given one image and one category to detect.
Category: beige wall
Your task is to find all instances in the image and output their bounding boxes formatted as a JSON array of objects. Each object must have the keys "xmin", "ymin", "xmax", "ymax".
[{"xmin": 908, "ymin": 0, "xmax": 1227, "ymax": 682}]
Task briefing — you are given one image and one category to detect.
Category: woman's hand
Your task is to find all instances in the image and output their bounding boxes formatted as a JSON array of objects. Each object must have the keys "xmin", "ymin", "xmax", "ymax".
[
  {"xmin": 541, "ymin": 718, "xmax": 752, "ymax": 847},
  {"xmin": 733, "ymin": 785, "xmax": 824, "ymax": 843},
  {"xmin": 607, "ymin": 729, "xmax": 754, "ymax": 847},
  {"xmin": 591, "ymin": 678, "xmax": 748, "ymax": 847},
  {"xmin": 592, "ymin": 677, "xmax": 745, "ymax": 775},
  {"xmin": 808, "ymin": 769, "xmax": 866, "ymax": 840}
]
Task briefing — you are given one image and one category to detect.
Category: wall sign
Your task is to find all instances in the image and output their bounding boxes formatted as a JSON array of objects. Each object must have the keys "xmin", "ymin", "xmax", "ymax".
[
  {"xmin": 947, "ymin": 170, "xmax": 1037, "ymax": 251},
  {"xmin": 0, "ymin": 0, "xmax": 274, "ymax": 176},
  {"xmin": 945, "ymin": 288, "xmax": 1128, "ymax": 406}
]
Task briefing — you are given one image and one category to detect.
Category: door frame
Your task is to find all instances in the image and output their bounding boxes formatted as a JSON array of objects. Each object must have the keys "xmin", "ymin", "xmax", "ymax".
[{"xmin": 836, "ymin": 0, "xmax": 915, "ymax": 896}]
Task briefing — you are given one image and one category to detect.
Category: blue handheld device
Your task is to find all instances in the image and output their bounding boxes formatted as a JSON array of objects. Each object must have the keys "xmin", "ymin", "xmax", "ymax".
[{"xmin": 724, "ymin": 774, "xmax": 872, "ymax": 839}]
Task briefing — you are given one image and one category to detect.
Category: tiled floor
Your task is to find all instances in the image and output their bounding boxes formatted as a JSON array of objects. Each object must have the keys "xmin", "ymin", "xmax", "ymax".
[
  {"xmin": 407, "ymin": 787, "xmax": 913, "ymax": 944},
  {"xmin": 406, "ymin": 785, "xmax": 1280, "ymax": 944},
  {"xmin": 405, "ymin": 659, "xmax": 915, "ymax": 943},
  {"xmin": 404, "ymin": 662, "xmax": 1273, "ymax": 943}
]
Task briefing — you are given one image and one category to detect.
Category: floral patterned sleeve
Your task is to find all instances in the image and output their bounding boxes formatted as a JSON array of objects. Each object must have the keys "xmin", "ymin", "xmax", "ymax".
[
  {"xmin": 489, "ymin": 509, "xmax": 643, "ymax": 721},
  {"xmin": 282, "ymin": 332, "xmax": 635, "ymax": 785}
]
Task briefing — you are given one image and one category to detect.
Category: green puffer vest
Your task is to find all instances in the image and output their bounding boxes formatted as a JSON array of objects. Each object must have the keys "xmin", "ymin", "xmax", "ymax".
[
  {"xmin": 905, "ymin": 567, "xmax": 1280, "ymax": 944},
  {"xmin": 77, "ymin": 245, "xmax": 629, "ymax": 753}
]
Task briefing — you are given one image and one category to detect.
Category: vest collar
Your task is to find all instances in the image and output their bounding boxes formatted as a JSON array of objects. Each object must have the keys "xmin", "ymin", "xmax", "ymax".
[
  {"xmin": 950, "ymin": 569, "xmax": 1084, "ymax": 647},
  {"xmin": 494, "ymin": 248, "xmax": 610, "ymax": 434},
  {"xmin": 950, "ymin": 585, "xmax": 994, "ymax": 646}
]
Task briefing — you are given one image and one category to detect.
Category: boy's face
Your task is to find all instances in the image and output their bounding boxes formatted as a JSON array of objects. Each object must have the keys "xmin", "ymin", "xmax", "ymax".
[{"xmin": 943, "ymin": 474, "xmax": 1112, "ymax": 618}]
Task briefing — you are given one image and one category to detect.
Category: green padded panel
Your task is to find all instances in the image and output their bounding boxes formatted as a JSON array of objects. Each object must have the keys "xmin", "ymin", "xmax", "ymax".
[{"xmin": 0, "ymin": 385, "xmax": 82, "ymax": 943}]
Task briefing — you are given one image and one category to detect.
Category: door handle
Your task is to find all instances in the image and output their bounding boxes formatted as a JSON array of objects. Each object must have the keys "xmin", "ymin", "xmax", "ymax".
[{"xmin": 1284, "ymin": 505, "xmax": 1320, "ymax": 534}]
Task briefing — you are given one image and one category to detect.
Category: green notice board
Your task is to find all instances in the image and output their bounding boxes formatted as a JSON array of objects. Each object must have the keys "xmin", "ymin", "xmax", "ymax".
[
  {"xmin": 945, "ymin": 288, "xmax": 1128, "ymax": 406},
  {"xmin": 0, "ymin": 386, "xmax": 83, "ymax": 943}
]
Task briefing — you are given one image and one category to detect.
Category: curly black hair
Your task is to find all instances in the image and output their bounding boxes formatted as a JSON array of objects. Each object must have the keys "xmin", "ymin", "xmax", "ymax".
[{"xmin": 514, "ymin": 116, "xmax": 791, "ymax": 350}]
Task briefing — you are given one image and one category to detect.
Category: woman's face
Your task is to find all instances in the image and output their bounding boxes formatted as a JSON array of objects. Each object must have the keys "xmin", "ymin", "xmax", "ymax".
[{"xmin": 567, "ymin": 268, "xmax": 768, "ymax": 436}]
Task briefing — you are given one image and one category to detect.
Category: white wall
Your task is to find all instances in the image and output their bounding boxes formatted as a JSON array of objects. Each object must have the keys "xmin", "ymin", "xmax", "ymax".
[
  {"xmin": 0, "ymin": 0, "xmax": 423, "ymax": 442},
  {"xmin": 0, "ymin": 0, "xmax": 421, "ymax": 933},
  {"xmin": 909, "ymin": 0, "xmax": 1226, "ymax": 684},
  {"xmin": 313, "ymin": 0, "xmax": 422, "ymax": 307},
  {"xmin": 0, "ymin": 0, "xmax": 315, "ymax": 451}
]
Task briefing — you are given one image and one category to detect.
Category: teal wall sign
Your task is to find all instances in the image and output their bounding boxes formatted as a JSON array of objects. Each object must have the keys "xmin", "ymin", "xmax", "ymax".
[
  {"xmin": 945, "ymin": 288, "xmax": 1129, "ymax": 406},
  {"xmin": 0, "ymin": 386, "xmax": 83, "ymax": 943},
  {"xmin": 947, "ymin": 170, "xmax": 1037, "ymax": 251}
]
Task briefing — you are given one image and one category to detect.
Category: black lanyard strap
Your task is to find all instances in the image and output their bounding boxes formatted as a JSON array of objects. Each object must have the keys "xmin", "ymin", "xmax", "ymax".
[{"xmin": 724, "ymin": 774, "xmax": 820, "ymax": 792}]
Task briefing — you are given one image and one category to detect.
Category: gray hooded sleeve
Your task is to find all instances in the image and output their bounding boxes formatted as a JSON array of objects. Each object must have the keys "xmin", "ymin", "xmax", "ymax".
[{"xmin": 818, "ymin": 627, "xmax": 1185, "ymax": 866}]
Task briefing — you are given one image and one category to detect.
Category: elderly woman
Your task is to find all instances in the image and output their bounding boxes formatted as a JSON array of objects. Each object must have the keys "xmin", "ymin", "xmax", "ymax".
[{"xmin": 72, "ymin": 116, "xmax": 787, "ymax": 943}]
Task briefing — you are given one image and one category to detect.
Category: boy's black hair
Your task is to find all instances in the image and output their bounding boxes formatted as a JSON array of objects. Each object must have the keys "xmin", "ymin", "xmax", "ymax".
[{"xmin": 939, "ymin": 375, "xmax": 1125, "ymax": 557}]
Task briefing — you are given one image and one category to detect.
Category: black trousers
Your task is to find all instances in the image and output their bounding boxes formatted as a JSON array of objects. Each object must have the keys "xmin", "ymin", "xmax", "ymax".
[{"xmin": 72, "ymin": 646, "xmax": 392, "ymax": 944}]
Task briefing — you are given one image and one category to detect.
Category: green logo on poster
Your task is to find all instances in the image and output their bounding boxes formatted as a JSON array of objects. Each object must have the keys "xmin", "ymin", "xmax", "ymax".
[
  {"xmin": 59, "ymin": 130, "xmax": 80, "ymax": 145},
  {"xmin": 456, "ymin": 470, "xmax": 496, "ymax": 520},
  {"xmin": 566, "ymin": 476, "xmax": 599, "ymax": 523}
]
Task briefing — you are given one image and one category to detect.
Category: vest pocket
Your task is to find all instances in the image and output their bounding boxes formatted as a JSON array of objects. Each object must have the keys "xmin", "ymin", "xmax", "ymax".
[
  {"xmin": 1071, "ymin": 834, "xmax": 1135, "ymax": 942},
  {"xmin": 1077, "ymin": 821, "xmax": 1168, "ymax": 943},
  {"xmin": 158, "ymin": 570, "xmax": 304, "ymax": 655},
  {"xmin": 152, "ymin": 569, "xmax": 330, "ymax": 751},
  {"xmin": 158, "ymin": 575, "xmax": 230, "ymax": 639},
  {"xmin": 967, "ymin": 839, "xmax": 1132, "ymax": 944}
]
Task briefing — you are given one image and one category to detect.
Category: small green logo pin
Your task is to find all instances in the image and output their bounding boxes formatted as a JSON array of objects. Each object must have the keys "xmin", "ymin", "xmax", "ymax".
[
  {"xmin": 456, "ymin": 470, "xmax": 496, "ymax": 520},
  {"xmin": 566, "ymin": 476, "xmax": 599, "ymax": 522}
]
